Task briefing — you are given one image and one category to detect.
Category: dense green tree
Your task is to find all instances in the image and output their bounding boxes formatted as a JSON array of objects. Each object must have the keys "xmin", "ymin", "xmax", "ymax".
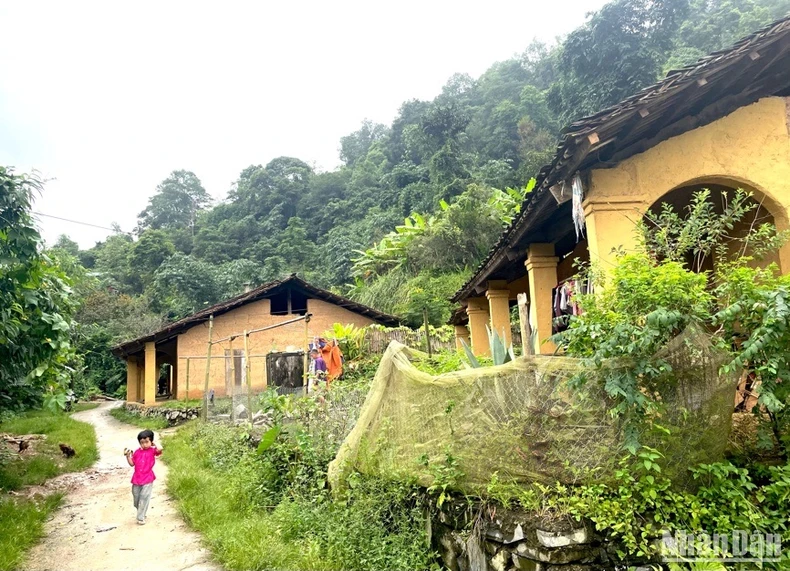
[
  {"xmin": 91, "ymin": 233, "xmax": 135, "ymax": 291},
  {"xmin": 339, "ymin": 120, "xmax": 389, "ymax": 167},
  {"xmin": 53, "ymin": 234, "xmax": 80, "ymax": 256},
  {"xmin": 547, "ymin": 0, "xmax": 688, "ymax": 125},
  {"xmin": 136, "ymin": 170, "xmax": 211, "ymax": 235},
  {"xmin": 129, "ymin": 230, "xmax": 175, "ymax": 291}
]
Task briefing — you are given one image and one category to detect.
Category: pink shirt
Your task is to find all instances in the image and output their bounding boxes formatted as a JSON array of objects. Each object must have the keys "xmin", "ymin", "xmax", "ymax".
[{"xmin": 131, "ymin": 447, "xmax": 162, "ymax": 485}]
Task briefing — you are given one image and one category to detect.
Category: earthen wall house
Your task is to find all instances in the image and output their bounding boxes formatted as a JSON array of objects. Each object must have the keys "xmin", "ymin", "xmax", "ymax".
[{"xmin": 113, "ymin": 275, "xmax": 398, "ymax": 405}]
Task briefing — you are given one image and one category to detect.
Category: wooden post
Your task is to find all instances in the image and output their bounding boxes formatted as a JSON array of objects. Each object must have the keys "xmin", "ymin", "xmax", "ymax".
[
  {"xmin": 169, "ymin": 364, "xmax": 174, "ymax": 398},
  {"xmin": 517, "ymin": 293, "xmax": 533, "ymax": 356},
  {"xmin": 185, "ymin": 358, "xmax": 190, "ymax": 401},
  {"xmin": 229, "ymin": 336, "xmax": 235, "ymax": 422},
  {"xmin": 423, "ymin": 306, "xmax": 432, "ymax": 358},
  {"xmin": 244, "ymin": 330, "xmax": 252, "ymax": 418},
  {"xmin": 303, "ymin": 314, "xmax": 311, "ymax": 394},
  {"xmin": 202, "ymin": 315, "xmax": 214, "ymax": 420}
]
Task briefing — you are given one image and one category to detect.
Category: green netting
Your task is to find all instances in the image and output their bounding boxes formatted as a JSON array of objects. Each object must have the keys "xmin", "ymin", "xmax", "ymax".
[{"xmin": 328, "ymin": 326, "xmax": 737, "ymax": 493}]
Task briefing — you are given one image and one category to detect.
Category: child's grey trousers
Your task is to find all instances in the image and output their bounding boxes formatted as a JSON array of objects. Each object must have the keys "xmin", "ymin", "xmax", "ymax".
[{"xmin": 132, "ymin": 483, "xmax": 153, "ymax": 522}]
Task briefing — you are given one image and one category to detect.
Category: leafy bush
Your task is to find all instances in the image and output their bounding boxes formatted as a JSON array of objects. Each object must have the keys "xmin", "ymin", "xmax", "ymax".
[
  {"xmin": 714, "ymin": 263, "xmax": 790, "ymax": 458},
  {"xmin": 553, "ymin": 254, "xmax": 712, "ymax": 451},
  {"xmin": 0, "ymin": 168, "xmax": 77, "ymax": 412}
]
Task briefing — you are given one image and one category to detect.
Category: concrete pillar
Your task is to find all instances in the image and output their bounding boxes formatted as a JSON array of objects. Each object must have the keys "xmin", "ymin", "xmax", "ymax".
[
  {"xmin": 454, "ymin": 325, "xmax": 471, "ymax": 351},
  {"xmin": 583, "ymin": 197, "xmax": 647, "ymax": 272},
  {"xmin": 486, "ymin": 280, "xmax": 512, "ymax": 346},
  {"xmin": 465, "ymin": 297, "xmax": 491, "ymax": 357},
  {"xmin": 144, "ymin": 342, "xmax": 157, "ymax": 406},
  {"xmin": 525, "ymin": 243, "xmax": 559, "ymax": 355},
  {"xmin": 126, "ymin": 358, "xmax": 138, "ymax": 402}
]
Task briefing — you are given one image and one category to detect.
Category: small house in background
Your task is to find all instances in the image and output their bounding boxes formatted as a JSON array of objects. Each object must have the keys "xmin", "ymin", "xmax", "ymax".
[
  {"xmin": 452, "ymin": 16, "xmax": 790, "ymax": 356},
  {"xmin": 112, "ymin": 274, "xmax": 399, "ymax": 405}
]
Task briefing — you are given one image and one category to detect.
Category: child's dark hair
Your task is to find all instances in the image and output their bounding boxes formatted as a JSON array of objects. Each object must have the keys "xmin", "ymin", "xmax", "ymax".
[
  {"xmin": 310, "ymin": 348, "xmax": 319, "ymax": 355},
  {"xmin": 137, "ymin": 429, "xmax": 155, "ymax": 442}
]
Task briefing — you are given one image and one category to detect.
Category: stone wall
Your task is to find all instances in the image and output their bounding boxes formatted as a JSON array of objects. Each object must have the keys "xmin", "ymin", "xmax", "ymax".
[
  {"xmin": 124, "ymin": 402, "xmax": 200, "ymax": 426},
  {"xmin": 432, "ymin": 500, "xmax": 656, "ymax": 571}
]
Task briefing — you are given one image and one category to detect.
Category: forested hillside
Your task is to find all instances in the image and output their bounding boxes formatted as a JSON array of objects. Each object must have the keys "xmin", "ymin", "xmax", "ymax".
[{"xmin": 47, "ymin": 0, "xmax": 790, "ymax": 396}]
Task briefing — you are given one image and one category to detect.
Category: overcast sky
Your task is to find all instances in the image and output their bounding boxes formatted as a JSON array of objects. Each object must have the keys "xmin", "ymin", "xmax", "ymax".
[{"xmin": 0, "ymin": 1, "xmax": 606, "ymax": 248}]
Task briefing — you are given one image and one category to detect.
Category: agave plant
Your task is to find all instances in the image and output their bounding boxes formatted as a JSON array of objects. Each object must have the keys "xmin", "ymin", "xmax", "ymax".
[{"xmin": 460, "ymin": 326, "xmax": 516, "ymax": 367}]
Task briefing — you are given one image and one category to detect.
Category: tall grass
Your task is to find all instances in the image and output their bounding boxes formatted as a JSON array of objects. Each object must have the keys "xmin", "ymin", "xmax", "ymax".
[
  {"xmin": 164, "ymin": 421, "xmax": 434, "ymax": 571},
  {"xmin": 0, "ymin": 410, "xmax": 98, "ymax": 490},
  {"xmin": 0, "ymin": 494, "xmax": 62, "ymax": 571},
  {"xmin": 164, "ymin": 424, "xmax": 328, "ymax": 570}
]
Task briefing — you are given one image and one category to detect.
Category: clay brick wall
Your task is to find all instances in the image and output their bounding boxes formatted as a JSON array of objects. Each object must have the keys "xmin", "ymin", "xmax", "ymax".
[{"xmin": 175, "ymin": 297, "xmax": 376, "ymax": 398}]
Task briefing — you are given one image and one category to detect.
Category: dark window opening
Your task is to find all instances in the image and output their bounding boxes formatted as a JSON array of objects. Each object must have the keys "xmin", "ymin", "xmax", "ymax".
[
  {"xmin": 269, "ymin": 288, "xmax": 308, "ymax": 315},
  {"xmin": 291, "ymin": 290, "xmax": 308, "ymax": 315},
  {"xmin": 270, "ymin": 291, "xmax": 288, "ymax": 315}
]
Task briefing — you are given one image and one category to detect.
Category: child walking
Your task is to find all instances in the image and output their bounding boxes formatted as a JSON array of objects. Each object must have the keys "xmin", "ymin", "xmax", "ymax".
[{"xmin": 124, "ymin": 429, "xmax": 162, "ymax": 525}]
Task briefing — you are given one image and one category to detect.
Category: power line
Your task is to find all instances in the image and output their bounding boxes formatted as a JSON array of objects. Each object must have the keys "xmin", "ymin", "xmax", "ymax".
[{"xmin": 33, "ymin": 212, "xmax": 132, "ymax": 235}]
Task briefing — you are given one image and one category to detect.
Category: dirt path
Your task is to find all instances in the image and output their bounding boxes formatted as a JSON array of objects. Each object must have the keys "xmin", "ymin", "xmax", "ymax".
[{"xmin": 23, "ymin": 402, "xmax": 221, "ymax": 571}]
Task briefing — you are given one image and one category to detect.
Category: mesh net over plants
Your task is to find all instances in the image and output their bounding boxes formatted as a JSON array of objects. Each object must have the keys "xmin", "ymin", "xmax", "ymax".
[{"xmin": 329, "ymin": 327, "xmax": 737, "ymax": 493}]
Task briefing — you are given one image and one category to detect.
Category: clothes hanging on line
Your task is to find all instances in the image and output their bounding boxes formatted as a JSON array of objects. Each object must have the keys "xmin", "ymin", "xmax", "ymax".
[{"xmin": 551, "ymin": 278, "xmax": 593, "ymax": 334}]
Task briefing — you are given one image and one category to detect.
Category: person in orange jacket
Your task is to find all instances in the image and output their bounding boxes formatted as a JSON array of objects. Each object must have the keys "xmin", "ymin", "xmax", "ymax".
[{"xmin": 317, "ymin": 337, "xmax": 343, "ymax": 386}]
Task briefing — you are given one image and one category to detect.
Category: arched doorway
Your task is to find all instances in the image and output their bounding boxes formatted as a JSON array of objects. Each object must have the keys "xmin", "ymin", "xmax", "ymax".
[{"xmin": 642, "ymin": 180, "xmax": 783, "ymax": 274}]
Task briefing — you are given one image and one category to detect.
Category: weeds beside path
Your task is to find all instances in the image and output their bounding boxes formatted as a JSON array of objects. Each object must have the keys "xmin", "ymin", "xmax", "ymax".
[{"xmin": 20, "ymin": 402, "xmax": 221, "ymax": 571}]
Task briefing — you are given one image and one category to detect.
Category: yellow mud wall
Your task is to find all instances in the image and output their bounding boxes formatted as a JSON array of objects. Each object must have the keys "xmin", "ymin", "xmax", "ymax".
[
  {"xmin": 584, "ymin": 96, "xmax": 790, "ymax": 273},
  {"xmin": 175, "ymin": 297, "xmax": 376, "ymax": 399}
]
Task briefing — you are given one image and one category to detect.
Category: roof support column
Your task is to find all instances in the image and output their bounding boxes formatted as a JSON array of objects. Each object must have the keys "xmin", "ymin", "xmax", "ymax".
[
  {"xmin": 144, "ymin": 342, "xmax": 157, "ymax": 406},
  {"xmin": 583, "ymin": 197, "xmax": 647, "ymax": 274},
  {"xmin": 525, "ymin": 244, "xmax": 559, "ymax": 355},
  {"xmin": 465, "ymin": 297, "xmax": 491, "ymax": 357},
  {"xmin": 486, "ymin": 280, "xmax": 512, "ymax": 346},
  {"xmin": 454, "ymin": 325, "xmax": 471, "ymax": 351},
  {"xmin": 126, "ymin": 358, "xmax": 139, "ymax": 403}
]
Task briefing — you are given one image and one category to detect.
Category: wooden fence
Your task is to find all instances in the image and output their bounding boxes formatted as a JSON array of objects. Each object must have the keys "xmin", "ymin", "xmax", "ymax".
[
  {"xmin": 364, "ymin": 325, "xmax": 523, "ymax": 354},
  {"xmin": 365, "ymin": 327, "xmax": 455, "ymax": 354}
]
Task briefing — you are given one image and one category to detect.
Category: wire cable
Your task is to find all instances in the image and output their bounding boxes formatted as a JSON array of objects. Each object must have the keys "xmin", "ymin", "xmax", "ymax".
[{"xmin": 32, "ymin": 211, "xmax": 131, "ymax": 235}]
